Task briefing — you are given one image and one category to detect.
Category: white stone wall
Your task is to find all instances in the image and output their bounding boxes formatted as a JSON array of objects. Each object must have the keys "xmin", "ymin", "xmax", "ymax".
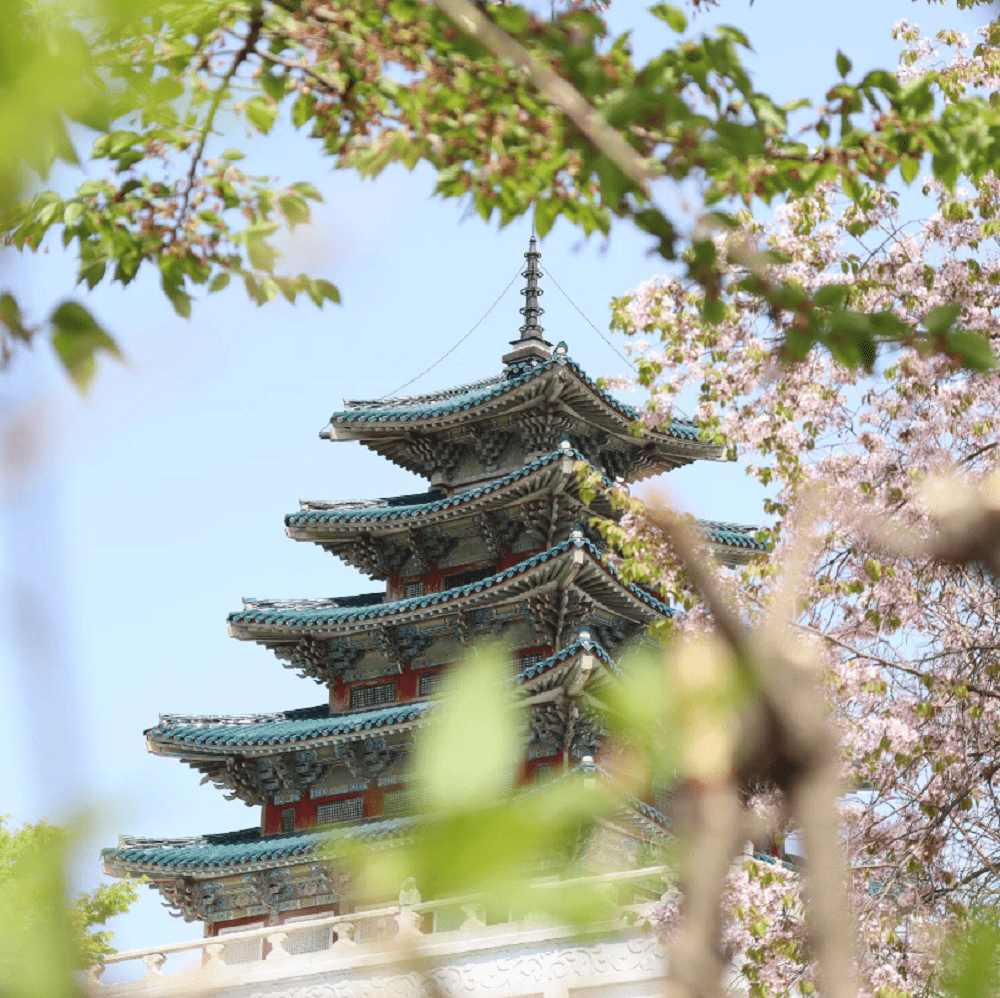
[{"xmin": 92, "ymin": 923, "xmax": 667, "ymax": 998}]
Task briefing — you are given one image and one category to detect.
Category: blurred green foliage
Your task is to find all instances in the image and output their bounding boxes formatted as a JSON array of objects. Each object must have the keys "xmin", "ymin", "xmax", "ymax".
[
  {"xmin": 0, "ymin": 816, "xmax": 140, "ymax": 996},
  {"xmin": 3, "ymin": 0, "xmax": 1000, "ymax": 389},
  {"xmin": 339, "ymin": 644, "xmax": 656, "ymax": 930},
  {"xmin": 941, "ymin": 909, "xmax": 1000, "ymax": 998}
]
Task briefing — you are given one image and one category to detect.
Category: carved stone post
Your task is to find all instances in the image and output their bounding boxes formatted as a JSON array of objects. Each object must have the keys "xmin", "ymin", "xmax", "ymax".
[
  {"xmin": 331, "ymin": 921, "xmax": 356, "ymax": 951},
  {"xmin": 396, "ymin": 877, "xmax": 423, "ymax": 939},
  {"xmin": 460, "ymin": 904, "xmax": 485, "ymax": 931},
  {"xmin": 265, "ymin": 931, "xmax": 291, "ymax": 961},
  {"xmin": 203, "ymin": 943, "xmax": 226, "ymax": 970},
  {"xmin": 141, "ymin": 953, "xmax": 166, "ymax": 980}
]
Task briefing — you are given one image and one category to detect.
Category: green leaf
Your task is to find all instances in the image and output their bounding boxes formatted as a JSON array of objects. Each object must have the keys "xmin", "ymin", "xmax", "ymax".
[
  {"xmin": 948, "ymin": 331, "xmax": 996, "ymax": 371},
  {"xmin": 49, "ymin": 301, "xmax": 121, "ymax": 391},
  {"xmin": 62, "ymin": 202, "xmax": 85, "ymax": 227},
  {"xmin": 412, "ymin": 644, "xmax": 523, "ymax": 811},
  {"xmin": 246, "ymin": 236, "xmax": 278, "ymax": 272},
  {"xmin": 924, "ymin": 303, "xmax": 962, "ymax": 335},
  {"xmin": 291, "ymin": 92, "xmax": 315, "ymax": 129},
  {"xmin": 900, "ymin": 156, "xmax": 920, "ymax": 185},
  {"xmin": 292, "ymin": 181, "xmax": 322, "ymax": 202},
  {"xmin": 314, "ymin": 279, "xmax": 340, "ymax": 304},
  {"xmin": 836, "ymin": 50, "xmax": 852, "ymax": 79},
  {"xmin": 534, "ymin": 198, "xmax": 559, "ymax": 239},
  {"xmin": 0, "ymin": 293, "xmax": 25, "ymax": 337},
  {"xmin": 812, "ymin": 284, "xmax": 849, "ymax": 309},
  {"xmin": 244, "ymin": 97, "xmax": 278, "ymax": 134},
  {"xmin": 279, "ymin": 194, "xmax": 310, "ymax": 228},
  {"xmin": 388, "ymin": 0, "xmax": 422, "ymax": 21},
  {"xmin": 261, "ymin": 70, "xmax": 286, "ymax": 103},
  {"xmin": 208, "ymin": 272, "xmax": 230, "ymax": 293},
  {"xmin": 650, "ymin": 4, "xmax": 687, "ymax": 32},
  {"xmin": 220, "ymin": 148, "xmax": 245, "ymax": 161}
]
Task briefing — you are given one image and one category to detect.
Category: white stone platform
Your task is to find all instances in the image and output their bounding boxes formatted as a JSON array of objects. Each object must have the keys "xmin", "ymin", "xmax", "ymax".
[{"xmin": 88, "ymin": 871, "xmax": 669, "ymax": 998}]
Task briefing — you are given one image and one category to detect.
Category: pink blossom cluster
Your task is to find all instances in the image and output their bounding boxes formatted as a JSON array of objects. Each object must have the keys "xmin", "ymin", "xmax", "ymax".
[{"xmin": 616, "ymin": 26, "xmax": 1000, "ymax": 997}]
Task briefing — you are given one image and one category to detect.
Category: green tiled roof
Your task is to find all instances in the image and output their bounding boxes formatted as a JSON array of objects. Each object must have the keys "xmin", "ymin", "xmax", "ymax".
[
  {"xmin": 149, "ymin": 701, "xmax": 431, "ymax": 749},
  {"xmin": 517, "ymin": 635, "xmax": 615, "ymax": 682},
  {"xmin": 288, "ymin": 445, "xmax": 597, "ymax": 526},
  {"xmin": 330, "ymin": 349, "xmax": 702, "ymax": 443},
  {"xmin": 145, "ymin": 637, "xmax": 617, "ymax": 754},
  {"xmin": 230, "ymin": 535, "xmax": 673, "ymax": 627},
  {"xmin": 701, "ymin": 521, "xmax": 766, "ymax": 551},
  {"xmin": 104, "ymin": 817, "xmax": 414, "ymax": 872}
]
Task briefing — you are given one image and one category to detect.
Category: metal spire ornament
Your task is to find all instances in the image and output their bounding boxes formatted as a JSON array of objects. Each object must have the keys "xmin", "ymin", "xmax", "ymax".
[
  {"xmin": 503, "ymin": 234, "xmax": 553, "ymax": 367},
  {"xmin": 519, "ymin": 235, "xmax": 545, "ymax": 341}
]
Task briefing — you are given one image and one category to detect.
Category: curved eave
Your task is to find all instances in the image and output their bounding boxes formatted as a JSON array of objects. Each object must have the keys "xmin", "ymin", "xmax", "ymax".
[
  {"xmin": 323, "ymin": 358, "xmax": 722, "ymax": 476},
  {"xmin": 228, "ymin": 537, "xmax": 672, "ymax": 644},
  {"xmin": 145, "ymin": 639, "xmax": 619, "ymax": 770},
  {"xmin": 147, "ymin": 701, "xmax": 432, "ymax": 758},
  {"xmin": 518, "ymin": 636, "xmax": 618, "ymax": 693},
  {"xmin": 285, "ymin": 450, "xmax": 614, "ymax": 546},
  {"xmin": 102, "ymin": 819, "xmax": 414, "ymax": 878}
]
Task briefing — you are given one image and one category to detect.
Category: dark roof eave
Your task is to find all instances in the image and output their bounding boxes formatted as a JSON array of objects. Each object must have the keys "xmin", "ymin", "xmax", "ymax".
[
  {"xmin": 322, "ymin": 354, "xmax": 717, "ymax": 455},
  {"xmin": 227, "ymin": 538, "xmax": 672, "ymax": 640}
]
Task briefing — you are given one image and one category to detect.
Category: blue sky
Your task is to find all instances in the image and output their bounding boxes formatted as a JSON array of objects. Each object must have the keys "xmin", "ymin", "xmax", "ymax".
[{"xmin": 0, "ymin": 0, "xmax": 972, "ymax": 962}]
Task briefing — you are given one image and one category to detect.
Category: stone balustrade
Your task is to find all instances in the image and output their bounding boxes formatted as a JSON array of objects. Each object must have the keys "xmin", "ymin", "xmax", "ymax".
[{"xmin": 85, "ymin": 866, "xmax": 672, "ymax": 998}]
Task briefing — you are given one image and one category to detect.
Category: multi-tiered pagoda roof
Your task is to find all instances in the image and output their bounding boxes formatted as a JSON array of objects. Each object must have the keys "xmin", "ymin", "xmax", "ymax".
[{"xmin": 103, "ymin": 237, "xmax": 764, "ymax": 932}]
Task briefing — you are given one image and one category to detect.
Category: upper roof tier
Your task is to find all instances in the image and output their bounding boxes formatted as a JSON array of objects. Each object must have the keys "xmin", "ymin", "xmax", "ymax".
[
  {"xmin": 322, "ymin": 346, "xmax": 722, "ymax": 489},
  {"xmin": 286, "ymin": 445, "xmax": 764, "ymax": 577}
]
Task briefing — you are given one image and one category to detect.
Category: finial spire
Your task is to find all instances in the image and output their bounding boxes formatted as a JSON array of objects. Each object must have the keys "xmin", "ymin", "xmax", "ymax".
[
  {"xmin": 503, "ymin": 233, "xmax": 552, "ymax": 367},
  {"xmin": 519, "ymin": 235, "xmax": 545, "ymax": 341}
]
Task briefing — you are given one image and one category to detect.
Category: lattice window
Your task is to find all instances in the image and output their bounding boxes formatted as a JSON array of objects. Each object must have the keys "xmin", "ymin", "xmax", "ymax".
[
  {"xmin": 316, "ymin": 796, "xmax": 363, "ymax": 825},
  {"xmin": 283, "ymin": 914, "xmax": 333, "ymax": 955},
  {"xmin": 518, "ymin": 651, "xmax": 545, "ymax": 671},
  {"xmin": 404, "ymin": 581, "xmax": 424, "ymax": 599},
  {"xmin": 349, "ymin": 681, "xmax": 397, "ymax": 709},
  {"xmin": 280, "ymin": 808, "xmax": 295, "ymax": 833},
  {"xmin": 513, "ymin": 535, "xmax": 538, "ymax": 554},
  {"xmin": 443, "ymin": 565, "xmax": 495, "ymax": 590},
  {"xmin": 354, "ymin": 911, "xmax": 396, "ymax": 944},
  {"xmin": 217, "ymin": 924, "xmax": 264, "ymax": 965},
  {"xmin": 385, "ymin": 785, "xmax": 425, "ymax": 815},
  {"xmin": 418, "ymin": 670, "xmax": 444, "ymax": 697}
]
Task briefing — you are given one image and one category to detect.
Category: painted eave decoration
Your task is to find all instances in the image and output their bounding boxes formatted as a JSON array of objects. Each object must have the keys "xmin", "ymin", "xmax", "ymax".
[
  {"xmin": 228, "ymin": 534, "xmax": 673, "ymax": 640},
  {"xmin": 102, "ymin": 818, "xmax": 416, "ymax": 877},
  {"xmin": 322, "ymin": 349, "xmax": 724, "ymax": 469},
  {"xmin": 146, "ymin": 635, "xmax": 619, "ymax": 760}
]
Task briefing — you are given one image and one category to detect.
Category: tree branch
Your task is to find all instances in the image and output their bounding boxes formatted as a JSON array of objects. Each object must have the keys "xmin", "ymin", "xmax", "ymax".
[{"xmin": 431, "ymin": 0, "xmax": 658, "ymax": 198}]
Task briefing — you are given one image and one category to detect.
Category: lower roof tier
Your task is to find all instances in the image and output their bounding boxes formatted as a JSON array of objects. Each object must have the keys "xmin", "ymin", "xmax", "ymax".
[
  {"xmin": 145, "ymin": 638, "xmax": 616, "ymax": 805},
  {"xmin": 231, "ymin": 534, "xmax": 667, "ymax": 633},
  {"xmin": 102, "ymin": 773, "xmax": 671, "ymax": 923}
]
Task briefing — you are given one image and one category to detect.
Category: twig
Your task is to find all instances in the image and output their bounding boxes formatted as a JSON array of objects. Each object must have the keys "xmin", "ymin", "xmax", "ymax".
[
  {"xmin": 431, "ymin": 0, "xmax": 659, "ymax": 198},
  {"xmin": 173, "ymin": 7, "xmax": 264, "ymax": 240}
]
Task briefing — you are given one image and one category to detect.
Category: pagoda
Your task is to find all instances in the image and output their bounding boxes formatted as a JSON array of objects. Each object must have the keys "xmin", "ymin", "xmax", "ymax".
[{"xmin": 102, "ymin": 238, "xmax": 762, "ymax": 945}]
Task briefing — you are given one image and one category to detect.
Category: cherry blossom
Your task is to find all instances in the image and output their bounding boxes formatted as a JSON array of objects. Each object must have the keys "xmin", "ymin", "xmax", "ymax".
[{"xmin": 619, "ymin": 21, "xmax": 1000, "ymax": 998}]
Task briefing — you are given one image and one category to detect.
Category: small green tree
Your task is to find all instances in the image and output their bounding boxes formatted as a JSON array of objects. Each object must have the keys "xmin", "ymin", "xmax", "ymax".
[{"xmin": 0, "ymin": 815, "xmax": 140, "ymax": 992}]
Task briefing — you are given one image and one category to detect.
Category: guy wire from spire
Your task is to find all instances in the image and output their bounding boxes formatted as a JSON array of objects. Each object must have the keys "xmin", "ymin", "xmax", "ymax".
[
  {"xmin": 541, "ymin": 259, "xmax": 695, "ymax": 421},
  {"xmin": 379, "ymin": 260, "xmax": 524, "ymax": 399},
  {"xmin": 541, "ymin": 259, "xmax": 636, "ymax": 372}
]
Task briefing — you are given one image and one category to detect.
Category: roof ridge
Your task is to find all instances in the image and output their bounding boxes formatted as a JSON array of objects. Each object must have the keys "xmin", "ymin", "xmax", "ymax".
[
  {"xmin": 326, "ymin": 351, "xmax": 707, "ymax": 446},
  {"xmin": 287, "ymin": 445, "xmax": 602, "ymax": 526},
  {"xmin": 151, "ymin": 701, "xmax": 431, "ymax": 748},
  {"xmin": 230, "ymin": 533, "xmax": 674, "ymax": 628}
]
